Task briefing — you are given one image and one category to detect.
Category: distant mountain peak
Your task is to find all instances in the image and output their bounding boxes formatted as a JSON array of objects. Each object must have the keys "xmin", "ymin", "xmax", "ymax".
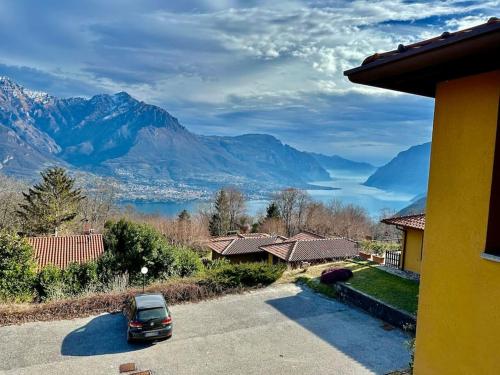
[
  {"xmin": 363, "ymin": 142, "xmax": 431, "ymax": 195},
  {"xmin": 0, "ymin": 75, "xmax": 52, "ymax": 104}
]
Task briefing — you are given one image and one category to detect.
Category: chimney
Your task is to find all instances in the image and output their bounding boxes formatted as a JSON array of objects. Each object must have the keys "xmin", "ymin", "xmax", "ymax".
[{"xmin": 83, "ymin": 222, "xmax": 93, "ymax": 235}]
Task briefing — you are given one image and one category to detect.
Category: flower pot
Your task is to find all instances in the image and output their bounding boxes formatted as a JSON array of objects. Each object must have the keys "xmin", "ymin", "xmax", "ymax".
[
  {"xmin": 372, "ymin": 254, "xmax": 385, "ymax": 264},
  {"xmin": 358, "ymin": 251, "xmax": 371, "ymax": 261}
]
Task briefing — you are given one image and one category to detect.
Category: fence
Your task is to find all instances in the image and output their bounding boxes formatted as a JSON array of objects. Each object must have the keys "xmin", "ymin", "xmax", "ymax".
[{"xmin": 385, "ymin": 250, "xmax": 401, "ymax": 269}]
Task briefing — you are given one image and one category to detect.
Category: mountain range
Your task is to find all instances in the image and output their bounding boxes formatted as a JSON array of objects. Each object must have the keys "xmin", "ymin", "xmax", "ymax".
[
  {"xmin": 363, "ymin": 142, "xmax": 431, "ymax": 196},
  {"xmin": 0, "ymin": 77, "xmax": 375, "ymax": 198}
]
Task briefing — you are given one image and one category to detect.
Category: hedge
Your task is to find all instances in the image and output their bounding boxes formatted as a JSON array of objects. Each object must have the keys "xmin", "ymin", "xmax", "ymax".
[
  {"xmin": 0, "ymin": 262, "xmax": 286, "ymax": 326},
  {"xmin": 0, "ymin": 278, "xmax": 239, "ymax": 326}
]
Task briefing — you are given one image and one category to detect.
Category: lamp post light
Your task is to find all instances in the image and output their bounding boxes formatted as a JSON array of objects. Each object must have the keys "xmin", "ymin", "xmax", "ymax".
[{"xmin": 141, "ymin": 266, "xmax": 148, "ymax": 293}]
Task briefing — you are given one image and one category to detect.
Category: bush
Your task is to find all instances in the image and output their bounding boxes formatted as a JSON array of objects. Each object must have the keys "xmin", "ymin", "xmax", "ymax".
[
  {"xmin": 36, "ymin": 265, "xmax": 63, "ymax": 301},
  {"xmin": 361, "ymin": 240, "xmax": 400, "ymax": 255},
  {"xmin": 104, "ymin": 219, "xmax": 178, "ymax": 283},
  {"xmin": 0, "ymin": 231, "xmax": 37, "ymax": 302},
  {"xmin": 205, "ymin": 262, "xmax": 286, "ymax": 288},
  {"xmin": 320, "ymin": 268, "xmax": 353, "ymax": 284},
  {"xmin": 62, "ymin": 262, "xmax": 98, "ymax": 295},
  {"xmin": 36, "ymin": 262, "xmax": 99, "ymax": 301},
  {"xmin": 202, "ymin": 257, "xmax": 230, "ymax": 270},
  {"xmin": 0, "ymin": 277, "xmax": 246, "ymax": 326},
  {"xmin": 172, "ymin": 247, "xmax": 204, "ymax": 277}
]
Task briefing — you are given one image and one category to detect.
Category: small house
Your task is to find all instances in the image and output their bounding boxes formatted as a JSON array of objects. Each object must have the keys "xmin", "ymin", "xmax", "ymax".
[
  {"xmin": 260, "ymin": 232, "xmax": 358, "ymax": 267},
  {"xmin": 28, "ymin": 234, "xmax": 104, "ymax": 270},
  {"xmin": 207, "ymin": 233, "xmax": 285, "ymax": 263},
  {"xmin": 381, "ymin": 214, "xmax": 425, "ymax": 274}
]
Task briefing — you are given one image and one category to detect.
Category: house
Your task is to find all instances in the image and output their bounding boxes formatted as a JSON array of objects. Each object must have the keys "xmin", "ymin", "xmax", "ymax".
[
  {"xmin": 260, "ymin": 232, "xmax": 358, "ymax": 267},
  {"xmin": 345, "ymin": 18, "xmax": 499, "ymax": 374},
  {"xmin": 381, "ymin": 214, "xmax": 425, "ymax": 274},
  {"xmin": 207, "ymin": 233, "xmax": 285, "ymax": 263},
  {"xmin": 28, "ymin": 234, "xmax": 104, "ymax": 270}
]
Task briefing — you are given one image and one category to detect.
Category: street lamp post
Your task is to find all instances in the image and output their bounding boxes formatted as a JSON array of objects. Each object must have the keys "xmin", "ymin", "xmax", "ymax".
[{"xmin": 141, "ymin": 266, "xmax": 148, "ymax": 293}]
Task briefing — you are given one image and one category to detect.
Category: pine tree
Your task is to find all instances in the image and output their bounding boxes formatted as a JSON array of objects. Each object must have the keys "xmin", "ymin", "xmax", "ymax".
[
  {"xmin": 208, "ymin": 189, "xmax": 231, "ymax": 236},
  {"xmin": 17, "ymin": 167, "xmax": 85, "ymax": 235},
  {"xmin": 266, "ymin": 202, "xmax": 280, "ymax": 219},
  {"xmin": 177, "ymin": 209, "xmax": 191, "ymax": 222}
]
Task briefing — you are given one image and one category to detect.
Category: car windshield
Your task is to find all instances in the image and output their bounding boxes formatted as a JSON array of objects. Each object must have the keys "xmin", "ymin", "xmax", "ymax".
[{"xmin": 137, "ymin": 307, "xmax": 168, "ymax": 321}]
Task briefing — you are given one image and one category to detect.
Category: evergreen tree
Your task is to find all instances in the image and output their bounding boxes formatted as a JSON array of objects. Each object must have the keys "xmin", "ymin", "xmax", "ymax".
[
  {"xmin": 178, "ymin": 209, "xmax": 191, "ymax": 222},
  {"xmin": 208, "ymin": 189, "xmax": 231, "ymax": 236},
  {"xmin": 266, "ymin": 202, "xmax": 280, "ymax": 219},
  {"xmin": 17, "ymin": 167, "xmax": 85, "ymax": 235}
]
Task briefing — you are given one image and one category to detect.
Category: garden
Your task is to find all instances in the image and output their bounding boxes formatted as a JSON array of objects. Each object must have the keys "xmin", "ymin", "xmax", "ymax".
[{"xmin": 0, "ymin": 219, "xmax": 285, "ymax": 326}]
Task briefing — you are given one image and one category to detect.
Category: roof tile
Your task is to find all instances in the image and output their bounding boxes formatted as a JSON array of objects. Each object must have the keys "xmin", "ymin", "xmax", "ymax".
[{"xmin": 28, "ymin": 234, "xmax": 104, "ymax": 270}]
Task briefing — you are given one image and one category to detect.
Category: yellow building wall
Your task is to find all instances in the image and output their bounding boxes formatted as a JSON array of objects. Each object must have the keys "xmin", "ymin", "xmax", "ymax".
[
  {"xmin": 402, "ymin": 229, "xmax": 423, "ymax": 274},
  {"xmin": 414, "ymin": 70, "xmax": 500, "ymax": 375}
]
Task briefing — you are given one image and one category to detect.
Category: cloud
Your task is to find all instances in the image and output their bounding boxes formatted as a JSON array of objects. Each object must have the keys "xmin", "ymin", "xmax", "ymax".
[{"xmin": 0, "ymin": 0, "xmax": 495, "ymax": 163}]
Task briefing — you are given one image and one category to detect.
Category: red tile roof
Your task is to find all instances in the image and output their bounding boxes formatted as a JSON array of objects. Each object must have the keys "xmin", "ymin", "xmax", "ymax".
[
  {"xmin": 260, "ymin": 238, "xmax": 358, "ymax": 263},
  {"xmin": 28, "ymin": 234, "xmax": 104, "ymax": 270},
  {"xmin": 381, "ymin": 214, "xmax": 425, "ymax": 231}
]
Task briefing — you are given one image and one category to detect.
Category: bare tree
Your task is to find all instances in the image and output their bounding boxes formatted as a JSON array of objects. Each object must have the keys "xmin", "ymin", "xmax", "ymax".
[
  {"xmin": 273, "ymin": 188, "xmax": 311, "ymax": 236},
  {"xmin": 0, "ymin": 174, "xmax": 26, "ymax": 231},
  {"xmin": 226, "ymin": 188, "xmax": 246, "ymax": 231},
  {"xmin": 79, "ymin": 177, "xmax": 117, "ymax": 232}
]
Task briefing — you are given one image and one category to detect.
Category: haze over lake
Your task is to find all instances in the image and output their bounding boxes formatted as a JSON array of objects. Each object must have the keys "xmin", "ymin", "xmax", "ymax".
[{"xmin": 122, "ymin": 170, "xmax": 414, "ymax": 219}]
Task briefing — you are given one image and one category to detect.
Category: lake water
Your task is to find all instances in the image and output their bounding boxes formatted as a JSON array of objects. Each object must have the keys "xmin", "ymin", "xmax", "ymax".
[{"xmin": 120, "ymin": 170, "xmax": 414, "ymax": 219}]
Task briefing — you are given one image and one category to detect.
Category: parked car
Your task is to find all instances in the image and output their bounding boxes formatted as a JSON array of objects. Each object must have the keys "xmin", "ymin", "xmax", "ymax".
[{"xmin": 123, "ymin": 293, "xmax": 173, "ymax": 342}]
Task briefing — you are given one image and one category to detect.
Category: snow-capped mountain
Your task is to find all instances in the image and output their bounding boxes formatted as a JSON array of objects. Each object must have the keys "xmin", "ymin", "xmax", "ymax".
[{"xmin": 0, "ymin": 77, "xmax": 338, "ymax": 192}]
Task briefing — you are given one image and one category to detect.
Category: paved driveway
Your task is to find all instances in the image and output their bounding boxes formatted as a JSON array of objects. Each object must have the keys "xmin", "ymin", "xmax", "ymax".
[{"xmin": 0, "ymin": 284, "xmax": 410, "ymax": 375}]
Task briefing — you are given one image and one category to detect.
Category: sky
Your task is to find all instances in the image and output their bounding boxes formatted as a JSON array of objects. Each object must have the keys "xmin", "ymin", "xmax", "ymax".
[{"xmin": 0, "ymin": 0, "xmax": 497, "ymax": 165}]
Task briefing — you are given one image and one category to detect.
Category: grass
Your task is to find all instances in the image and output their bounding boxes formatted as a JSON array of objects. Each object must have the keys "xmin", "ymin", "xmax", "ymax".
[
  {"xmin": 296, "ymin": 276, "xmax": 337, "ymax": 298},
  {"xmin": 343, "ymin": 260, "xmax": 419, "ymax": 315},
  {"xmin": 285, "ymin": 260, "xmax": 419, "ymax": 315}
]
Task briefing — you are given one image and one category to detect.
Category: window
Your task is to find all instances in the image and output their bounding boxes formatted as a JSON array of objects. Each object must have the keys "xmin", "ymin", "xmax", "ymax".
[{"xmin": 485, "ymin": 101, "xmax": 500, "ymax": 258}]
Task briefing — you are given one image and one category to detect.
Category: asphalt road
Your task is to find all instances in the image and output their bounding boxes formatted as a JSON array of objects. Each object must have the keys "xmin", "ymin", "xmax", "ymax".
[{"xmin": 0, "ymin": 284, "xmax": 410, "ymax": 375}]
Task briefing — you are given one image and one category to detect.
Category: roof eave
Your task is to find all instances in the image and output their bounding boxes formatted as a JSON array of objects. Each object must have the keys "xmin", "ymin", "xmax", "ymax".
[{"xmin": 344, "ymin": 23, "xmax": 500, "ymax": 98}]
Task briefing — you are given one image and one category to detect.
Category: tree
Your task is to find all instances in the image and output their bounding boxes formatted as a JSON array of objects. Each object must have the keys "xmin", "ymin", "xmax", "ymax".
[
  {"xmin": 0, "ymin": 230, "xmax": 37, "ymax": 301},
  {"xmin": 0, "ymin": 174, "xmax": 26, "ymax": 232},
  {"xmin": 178, "ymin": 209, "xmax": 191, "ymax": 222},
  {"xmin": 208, "ymin": 189, "xmax": 230, "ymax": 236},
  {"xmin": 17, "ymin": 167, "xmax": 85, "ymax": 235},
  {"xmin": 226, "ymin": 188, "xmax": 246, "ymax": 231},
  {"xmin": 208, "ymin": 188, "xmax": 247, "ymax": 236},
  {"xmin": 79, "ymin": 176, "xmax": 116, "ymax": 232},
  {"xmin": 103, "ymin": 219, "xmax": 202, "ymax": 283},
  {"xmin": 266, "ymin": 202, "xmax": 280, "ymax": 219},
  {"xmin": 273, "ymin": 188, "xmax": 310, "ymax": 236}
]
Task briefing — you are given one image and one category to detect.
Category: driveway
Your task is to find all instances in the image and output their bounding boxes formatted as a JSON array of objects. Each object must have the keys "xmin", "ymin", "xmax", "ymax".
[{"xmin": 0, "ymin": 284, "xmax": 410, "ymax": 375}]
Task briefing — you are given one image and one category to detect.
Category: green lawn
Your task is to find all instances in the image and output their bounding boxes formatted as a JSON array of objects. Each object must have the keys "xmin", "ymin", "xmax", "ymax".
[
  {"xmin": 287, "ymin": 260, "xmax": 419, "ymax": 315},
  {"xmin": 343, "ymin": 260, "xmax": 419, "ymax": 315}
]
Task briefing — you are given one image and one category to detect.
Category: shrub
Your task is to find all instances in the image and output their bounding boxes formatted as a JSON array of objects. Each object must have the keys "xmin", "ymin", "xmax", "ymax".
[
  {"xmin": 36, "ymin": 265, "xmax": 64, "ymax": 301},
  {"xmin": 103, "ymin": 219, "xmax": 178, "ymax": 283},
  {"xmin": 320, "ymin": 268, "xmax": 353, "ymax": 284},
  {"xmin": 36, "ymin": 262, "xmax": 99, "ymax": 301},
  {"xmin": 205, "ymin": 262, "xmax": 286, "ymax": 288},
  {"xmin": 172, "ymin": 247, "xmax": 204, "ymax": 277},
  {"xmin": 62, "ymin": 262, "xmax": 98, "ymax": 295},
  {"xmin": 202, "ymin": 257, "xmax": 230, "ymax": 270},
  {"xmin": 360, "ymin": 240, "xmax": 400, "ymax": 255},
  {"xmin": 0, "ymin": 231, "xmax": 37, "ymax": 302}
]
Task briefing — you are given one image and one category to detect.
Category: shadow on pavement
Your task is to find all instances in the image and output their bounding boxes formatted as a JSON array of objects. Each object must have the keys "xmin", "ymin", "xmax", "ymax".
[
  {"xmin": 61, "ymin": 313, "xmax": 151, "ymax": 356},
  {"xmin": 266, "ymin": 284, "xmax": 410, "ymax": 373}
]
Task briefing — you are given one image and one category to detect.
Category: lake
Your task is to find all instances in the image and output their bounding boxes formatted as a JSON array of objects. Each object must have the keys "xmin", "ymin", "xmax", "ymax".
[{"xmin": 120, "ymin": 170, "xmax": 414, "ymax": 219}]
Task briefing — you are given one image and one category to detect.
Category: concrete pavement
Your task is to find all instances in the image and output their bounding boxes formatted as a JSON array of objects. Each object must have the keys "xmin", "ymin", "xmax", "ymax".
[{"xmin": 0, "ymin": 283, "xmax": 410, "ymax": 375}]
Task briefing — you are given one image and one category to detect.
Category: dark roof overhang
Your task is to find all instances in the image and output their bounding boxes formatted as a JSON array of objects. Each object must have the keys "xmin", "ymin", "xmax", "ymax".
[{"xmin": 344, "ymin": 19, "xmax": 500, "ymax": 98}]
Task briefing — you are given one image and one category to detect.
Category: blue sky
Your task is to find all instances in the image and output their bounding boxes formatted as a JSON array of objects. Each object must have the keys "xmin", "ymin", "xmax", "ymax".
[{"xmin": 0, "ymin": 0, "xmax": 497, "ymax": 165}]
